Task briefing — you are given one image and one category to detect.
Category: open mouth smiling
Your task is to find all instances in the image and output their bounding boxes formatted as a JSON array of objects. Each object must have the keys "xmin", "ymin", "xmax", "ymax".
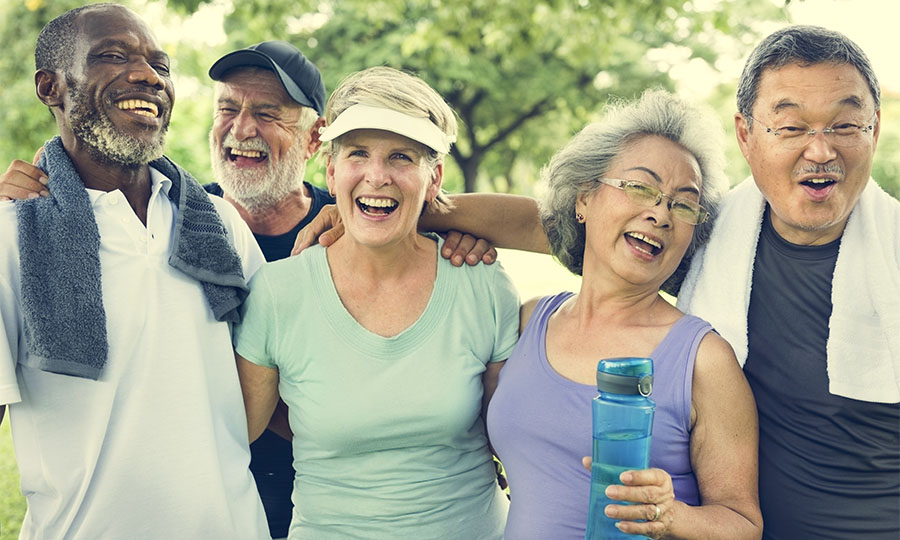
[
  {"xmin": 357, "ymin": 196, "xmax": 398, "ymax": 216},
  {"xmin": 800, "ymin": 177, "xmax": 837, "ymax": 191},
  {"xmin": 625, "ymin": 231, "xmax": 663, "ymax": 256},
  {"xmin": 115, "ymin": 98, "xmax": 159, "ymax": 118},
  {"xmin": 227, "ymin": 148, "xmax": 268, "ymax": 163}
]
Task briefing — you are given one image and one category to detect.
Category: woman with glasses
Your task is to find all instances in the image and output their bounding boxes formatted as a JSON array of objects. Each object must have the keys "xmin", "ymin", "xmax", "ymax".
[
  {"xmin": 289, "ymin": 89, "xmax": 763, "ymax": 539},
  {"xmin": 430, "ymin": 89, "xmax": 762, "ymax": 539}
]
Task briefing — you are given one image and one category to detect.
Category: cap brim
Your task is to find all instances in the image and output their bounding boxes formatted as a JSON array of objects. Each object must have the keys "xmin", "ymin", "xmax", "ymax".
[
  {"xmin": 208, "ymin": 50, "xmax": 318, "ymax": 112},
  {"xmin": 320, "ymin": 104, "xmax": 453, "ymax": 154}
]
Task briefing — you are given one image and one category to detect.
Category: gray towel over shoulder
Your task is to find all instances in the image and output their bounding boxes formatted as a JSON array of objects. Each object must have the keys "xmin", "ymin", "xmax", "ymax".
[{"xmin": 15, "ymin": 136, "xmax": 248, "ymax": 380}]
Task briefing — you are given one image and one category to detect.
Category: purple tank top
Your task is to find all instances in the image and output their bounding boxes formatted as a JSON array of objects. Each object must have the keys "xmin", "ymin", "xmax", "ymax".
[{"xmin": 486, "ymin": 292, "xmax": 710, "ymax": 540}]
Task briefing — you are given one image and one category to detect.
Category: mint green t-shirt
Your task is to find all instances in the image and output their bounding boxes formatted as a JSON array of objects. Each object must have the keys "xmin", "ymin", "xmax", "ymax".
[{"xmin": 234, "ymin": 236, "xmax": 519, "ymax": 540}]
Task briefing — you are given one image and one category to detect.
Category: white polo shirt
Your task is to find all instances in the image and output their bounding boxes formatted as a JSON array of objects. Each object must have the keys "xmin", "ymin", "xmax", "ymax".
[{"xmin": 0, "ymin": 168, "xmax": 270, "ymax": 539}]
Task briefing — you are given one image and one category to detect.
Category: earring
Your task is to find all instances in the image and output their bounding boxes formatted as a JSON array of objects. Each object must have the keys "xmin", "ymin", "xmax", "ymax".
[
  {"xmin": 318, "ymin": 126, "xmax": 327, "ymax": 134},
  {"xmin": 575, "ymin": 212, "xmax": 585, "ymax": 223}
]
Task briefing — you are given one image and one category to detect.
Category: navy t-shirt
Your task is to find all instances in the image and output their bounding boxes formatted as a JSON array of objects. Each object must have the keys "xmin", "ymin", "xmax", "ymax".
[
  {"xmin": 745, "ymin": 208, "xmax": 900, "ymax": 540},
  {"xmin": 205, "ymin": 181, "xmax": 334, "ymax": 538},
  {"xmin": 204, "ymin": 181, "xmax": 335, "ymax": 262}
]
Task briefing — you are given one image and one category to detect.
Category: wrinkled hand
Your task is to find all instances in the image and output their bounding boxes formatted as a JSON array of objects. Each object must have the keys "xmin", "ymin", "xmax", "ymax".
[
  {"xmin": 291, "ymin": 204, "xmax": 343, "ymax": 256},
  {"xmin": 582, "ymin": 457, "xmax": 676, "ymax": 539},
  {"xmin": 0, "ymin": 160, "xmax": 49, "ymax": 201},
  {"xmin": 440, "ymin": 230, "xmax": 496, "ymax": 266}
]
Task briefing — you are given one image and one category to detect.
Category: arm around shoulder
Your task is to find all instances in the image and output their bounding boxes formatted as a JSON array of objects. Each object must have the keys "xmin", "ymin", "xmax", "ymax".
[{"xmin": 421, "ymin": 193, "xmax": 550, "ymax": 253}]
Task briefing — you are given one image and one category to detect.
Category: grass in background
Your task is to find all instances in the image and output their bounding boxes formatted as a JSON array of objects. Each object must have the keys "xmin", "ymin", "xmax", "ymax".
[{"xmin": 0, "ymin": 419, "xmax": 24, "ymax": 539}]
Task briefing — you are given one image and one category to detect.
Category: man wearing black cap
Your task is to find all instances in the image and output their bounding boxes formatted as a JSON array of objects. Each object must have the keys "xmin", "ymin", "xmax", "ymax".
[
  {"xmin": 204, "ymin": 41, "xmax": 330, "ymax": 539},
  {"xmin": 206, "ymin": 41, "xmax": 333, "ymax": 263}
]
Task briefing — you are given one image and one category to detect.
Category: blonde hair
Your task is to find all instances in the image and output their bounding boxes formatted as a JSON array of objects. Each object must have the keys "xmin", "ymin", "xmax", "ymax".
[{"xmin": 325, "ymin": 66, "xmax": 458, "ymax": 212}]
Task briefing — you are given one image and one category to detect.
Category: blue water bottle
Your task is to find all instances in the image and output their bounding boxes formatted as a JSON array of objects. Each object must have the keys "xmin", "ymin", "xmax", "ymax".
[{"xmin": 585, "ymin": 357, "xmax": 655, "ymax": 540}]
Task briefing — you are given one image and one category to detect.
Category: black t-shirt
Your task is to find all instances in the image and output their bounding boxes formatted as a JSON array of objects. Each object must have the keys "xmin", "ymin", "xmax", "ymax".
[
  {"xmin": 204, "ymin": 181, "xmax": 335, "ymax": 262},
  {"xmin": 204, "ymin": 180, "xmax": 335, "ymax": 538},
  {"xmin": 745, "ymin": 208, "xmax": 900, "ymax": 540}
]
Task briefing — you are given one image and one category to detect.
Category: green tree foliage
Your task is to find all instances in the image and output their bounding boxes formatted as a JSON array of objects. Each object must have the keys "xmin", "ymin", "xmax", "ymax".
[
  {"xmin": 0, "ymin": 0, "xmax": 87, "ymax": 169},
  {"xmin": 209, "ymin": 0, "xmax": 788, "ymax": 193},
  {"xmin": 1, "ymin": 0, "xmax": 897, "ymax": 198},
  {"xmin": 871, "ymin": 95, "xmax": 900, "ymax": 197}
]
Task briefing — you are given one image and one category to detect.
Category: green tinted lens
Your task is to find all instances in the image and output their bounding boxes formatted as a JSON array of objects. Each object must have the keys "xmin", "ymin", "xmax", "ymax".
[
  {"xmin": 623, "ymin": 182, "xmax": 660, "ymax": 204},
  {"xmin": 670, "ymin": 201, "xmax": 702, "ymax": 224}
]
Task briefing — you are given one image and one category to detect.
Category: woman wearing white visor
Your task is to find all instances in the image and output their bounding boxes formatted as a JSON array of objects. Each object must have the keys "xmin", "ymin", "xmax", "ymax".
[{"xmin": 234, "ymin": 66, "xmax": 518, "ymax": 540}]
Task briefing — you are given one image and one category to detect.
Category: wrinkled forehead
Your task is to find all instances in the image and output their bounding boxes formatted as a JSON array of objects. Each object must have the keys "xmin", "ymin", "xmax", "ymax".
[{"xmin": 215, "ymin": 67, "xmax": 292, "ymax": 103}]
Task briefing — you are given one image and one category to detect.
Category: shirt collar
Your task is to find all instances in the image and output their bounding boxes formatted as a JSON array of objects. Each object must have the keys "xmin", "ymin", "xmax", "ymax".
[{"xmin": 82, "ymin": 166, "xmax": 174, "ymax": 206}]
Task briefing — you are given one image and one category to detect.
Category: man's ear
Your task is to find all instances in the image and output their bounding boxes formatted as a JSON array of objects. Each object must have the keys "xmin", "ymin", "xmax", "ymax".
[
  {"xmin": 734, "ymin": 112, "xmax": 753, "ymax": 162},
  {"xmin": 305, "ymin": 117, "xmax": 327, "ymax": 159},
  {"xmin": 871, "ymin": 109, "xmax": 881, "ymax": 151},
  {"xmin": 35, "ymin": 69, "xmax": 65, "ymax": 109}
]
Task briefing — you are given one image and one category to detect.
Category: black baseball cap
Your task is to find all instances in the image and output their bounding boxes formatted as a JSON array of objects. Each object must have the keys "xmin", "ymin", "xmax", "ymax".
[{"xmin": 208, "ymin": 41, "xmax": 326, "ymax": 115}]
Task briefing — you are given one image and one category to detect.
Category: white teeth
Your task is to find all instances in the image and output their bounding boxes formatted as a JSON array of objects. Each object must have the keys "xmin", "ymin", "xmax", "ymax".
[
  {"xmin": 806, "ymin": 178, "xmax": 832, "ymax": 184},
  {"xmin": 627, "ymin": 232, "xmax": 661, "ymax": 249},
  {"xmin": 358, "ymin": 197, "xmax": 397, "ymax": 208},
  {"xmin": 230, "ymin": 149, "xmax": 265, "ymax": 158},
  {"xmin": 115, "ymin": 99, "xmax": 158, "ymax": 117}
]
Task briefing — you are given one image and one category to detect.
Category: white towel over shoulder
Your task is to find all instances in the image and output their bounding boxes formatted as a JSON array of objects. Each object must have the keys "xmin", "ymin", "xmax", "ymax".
[{"xmin": 678, "ymin": 177, "xmax": 900, "ymax": 403}]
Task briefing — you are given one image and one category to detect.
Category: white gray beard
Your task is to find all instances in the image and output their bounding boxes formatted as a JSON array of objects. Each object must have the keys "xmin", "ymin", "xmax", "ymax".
[
  {"xmin": 69, "ymin": 81, "xmax": 166, "ymax": 168},
  {"xmin": 209, "ymin": 131, "xmax": 307, "ymax": 213}
]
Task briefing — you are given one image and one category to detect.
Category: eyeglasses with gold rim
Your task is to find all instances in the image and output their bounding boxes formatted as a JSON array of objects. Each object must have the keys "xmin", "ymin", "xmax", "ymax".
[{"xmin": 597, "ymin": 178, "xmax": 709, "ymax": 225}]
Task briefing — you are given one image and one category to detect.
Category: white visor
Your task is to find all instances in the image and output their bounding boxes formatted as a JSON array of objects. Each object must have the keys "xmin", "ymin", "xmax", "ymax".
[{"xmin": 320, "ymin": 104, "xmax": 455, "ymax": 154}]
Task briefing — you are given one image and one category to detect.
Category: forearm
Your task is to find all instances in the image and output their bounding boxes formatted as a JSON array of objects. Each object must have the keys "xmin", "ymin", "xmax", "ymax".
[
  {"xmin": 664, "ymin": 501, "xmax": 762, "ymax": 540},
  {"xmin": 421, "ymin": 193, "xmax": 549, "ymax": 253}
]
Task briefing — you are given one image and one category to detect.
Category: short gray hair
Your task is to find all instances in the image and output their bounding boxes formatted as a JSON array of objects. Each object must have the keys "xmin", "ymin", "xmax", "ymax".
[
  {"xmin": 539, "ymin": 89, "xmax": 727, "ymax": 295},
  {"xmin": 35, "ymin": 3, "xmax": 120, "ymax": 72},
  {"xmin": 737, "ymin": 25, "xmax": 880, "ymax": 125}
]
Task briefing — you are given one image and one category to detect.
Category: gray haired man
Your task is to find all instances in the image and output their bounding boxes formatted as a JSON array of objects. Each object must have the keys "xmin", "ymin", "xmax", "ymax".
[{"xmin": 678, "ymin": 25, "xmax": 900, "ymax": 540}]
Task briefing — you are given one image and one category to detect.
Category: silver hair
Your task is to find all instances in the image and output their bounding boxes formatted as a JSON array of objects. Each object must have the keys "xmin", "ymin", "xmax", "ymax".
[
  {"xmin": 539, "ymin": 89, "xmax": 728, "ymax": 295},
  {"xmin": 209, "ymin": 73, "xmax": 320, "ymax": 211},
  {"xmin": 737, "ymin": 25, "xmax": 880, "ymax": 126}
]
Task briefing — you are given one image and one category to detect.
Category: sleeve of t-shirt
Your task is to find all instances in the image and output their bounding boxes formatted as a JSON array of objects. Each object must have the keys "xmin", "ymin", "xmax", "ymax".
[
  {"xmin": 489, "ymin": 262, "xmax": 521, "ymax": 363},
  {"xmin": 0, "ymin": 272, "xmax": 22, "ymax": 405},
  {"xmin": 233, "ymin": 269, "xmax": 278, "ymax": 369}
]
